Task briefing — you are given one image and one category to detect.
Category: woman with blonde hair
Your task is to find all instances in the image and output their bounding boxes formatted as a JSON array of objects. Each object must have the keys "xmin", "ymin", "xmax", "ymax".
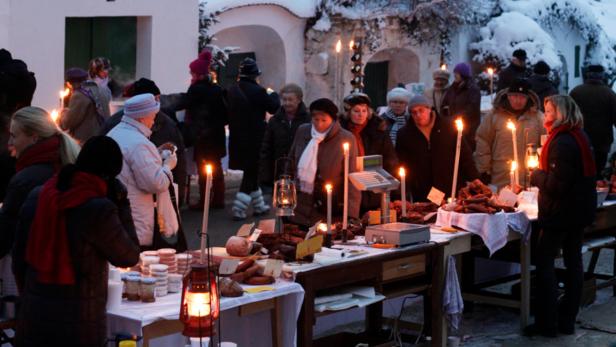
[
  {"xmin": 0, "ymin": 106, "xmax": 80, "ymax": 258},
  {"xmin": 527, "ymin": 95, "xmax": 596, "ymax": 337}
]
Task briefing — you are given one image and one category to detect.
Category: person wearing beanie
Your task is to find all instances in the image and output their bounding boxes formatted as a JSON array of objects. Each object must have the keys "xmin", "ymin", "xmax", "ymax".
[
  {"xmin": 107, "ymin": 93, "xmax": 179, "ymax": 249},
  {"xmin": 340, "ymin": 93, "xmax": 397, "ymax": 212},
  {"xmin": 475, "ymin": 78, "xmax": 545, "ymax": 188},
  {"xmin": 184, "ymin": 49, "xmax": 228, "ymax": 210},
  {"xmin": 442, "ymin": 62, "xmax": 481, "ymax": 150},
  {"xmin": 423, "ymin": 69, "xmax": 451, "ymax": 117},
  {"xmin": 227, "ymin": 57, "xmax": 280, "ymax": 220},
  {"xmin": 288, "ymin": 98, "xmax": 361, "ymax": 226},
  {"xmin": 570, "ymin": 64, "xmax": 616, "ymax": 177},
  {"xmin": 101, "ymin": 78, "xmax": 188, "ymax": 208},
  {"xmin": 529, "ymin": 60, "xmax": 557, "ymax": 110},
  {"xmin": 396, "ymin": 94, "xmax": 478, "ymax": 202},
  {"xmin": 382, "ymin": 87, "xmax": 411, "ymax": 145},
  {"xmin": 13, "ymin": 135, "xmax": 139, "ymax": 346},
  {"xmin": 498, "ymin": 49, "xmax": 530, "ymax": 91}
]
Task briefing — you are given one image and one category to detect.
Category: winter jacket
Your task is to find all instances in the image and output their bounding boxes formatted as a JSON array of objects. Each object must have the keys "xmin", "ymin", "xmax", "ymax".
[
  {"xmin": 528, "ymin": 74, "xmax": 557, "ymax": 111},
  {"xmin": 396, "ymin": 115, "xmax": 478, "ymax": 201},
  {"xmin": 288, "ymin": 122, "xmax": 361, "ymax": 226},
  {"xmin": 570, "ymin": 79, "xmax": 616, "ymax": 150},
  {"xmin": 497, "ymin": 63, "xmax": 529, "ymax": 91},
  {"xmin": 341, "ymin": 116, "xmax": 399, "ymax": 212},
  {"xmin": 107, "ymin": 116, "xmax": 172, "ymax": 246},
  {"xmin": 474, "ymin": 89, "xmax": 545, "ymax": 188},
  {"xmin": 0, "ymin": 110, "xmax": 15, "ymax": 202},
  {"xmin": 259, "ymin": 103, "xmax": 310, "ymax": 185},
  {"xmin": 441, "ymin": 79, "xmax": 481, "ymax": 149},
  {"xmin": 227, "ymin": 78, "xmax": 280, "ymax": 171},
  {"xmin": 13, "ymin": 186, "xmax": 140, "ymax": 347},
  {"xmin": 60, "ymin": 81, "xmax": 108, "ymax": 144},
  {"xmin": 185, "ymin": 78, "xmax": 228, "ymax": 159},
  {"xmin": 424, "ymin": 86, "xmax": 449, "ymax": 116},
  {"xmin": 531, "ymin": 131, "xmax": 596, "ymax": 229}
]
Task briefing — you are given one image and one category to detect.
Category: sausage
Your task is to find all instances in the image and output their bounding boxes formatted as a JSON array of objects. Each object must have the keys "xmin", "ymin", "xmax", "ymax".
[
  {"xmin": 243, "ymin": 275, "xmax": 275, "ymax": 285},
  {"xmin": 229, "ymin": 272, "xmax": 245, "ymax": 282},
  {"xmin": 236, "ymin": 259, "xmax": 255, "ymax": 273},
  {"xmin": 244, "ymin": 264, "xmax": 260, "ymax": 278},
  {"xmin": 465, "ymin": 203, "xmax": 490, "ymax": 213}
]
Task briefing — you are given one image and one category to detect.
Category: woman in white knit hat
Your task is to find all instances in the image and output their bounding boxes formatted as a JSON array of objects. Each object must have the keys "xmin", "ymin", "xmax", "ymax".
[{"xmin": 381, "ymin": 87, "xmax": 411, "ymax": 145}]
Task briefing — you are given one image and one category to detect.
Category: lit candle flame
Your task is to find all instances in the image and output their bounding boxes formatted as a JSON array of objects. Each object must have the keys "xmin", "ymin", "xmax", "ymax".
[
  {"xmin": 506, "ymin": 120, "xmax": 516, "ymax": 131},
  {"xmin": 59, "ymin": 88, "xmax": 70, "ymax": 99},
  {"xmin": 527, "ymin": 156, "xmax": 539, "ymax": 169},
  {"xmin": 487, "ymin": 67, "xmax": 494, "ymax": 76},
  {"xmin": 511, "ymin": 161, "xmax": 518, "ymax": 172},
  {"xmin": 455, "ymin": 118, "xmax": 464, "ymax": 131},
  {"xmin": 440, "ymin": 64, "xmax": 447, "ymax": 71},
  {"xmin": 399, "ymin": 167, "xmax": 406, "ymax": 177},
  {"xmin": 205, "ymin": 164, "xmax": 212, "ymax": 175},
  {"xmin": 50, "ymin": 109, "xmax": 59, "ymax": 123},
  {"xmin": 186, "ymin": 292, "xmax": 211, "ymax": 317},
  {"xmin": 349, "ymin": 40, "xmax": 354, "ymax": 50},
  {"xmin": 325, "ymin": 183, "xmax": 332, "ymax": 193},
  {"xmin": 343, "ymin": 142, "xmax": 349, "ymax": 154},
  {"xmin": 335, "ymin": 39, "xmax": 342, "ymax": 53},
  {"xmin": 318, "ymin": 223, "xmax": 328, "ymax": 232}
]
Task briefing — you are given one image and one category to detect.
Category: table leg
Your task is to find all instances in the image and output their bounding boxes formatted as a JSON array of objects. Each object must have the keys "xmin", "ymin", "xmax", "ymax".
[
  {"xmin": 270, "ymin": 297, "xmax": 282, "ymax": 347},
  {"xmin": 432, "ymin": 246, "xmax": 446, "ymax": 347},
  {"xmin": 520, "ymin": 238, "xmax": 531, "ymax": 329},
  {"xmin": 297, "ymin": 280, "xmax": 315, "ymax": 347}
]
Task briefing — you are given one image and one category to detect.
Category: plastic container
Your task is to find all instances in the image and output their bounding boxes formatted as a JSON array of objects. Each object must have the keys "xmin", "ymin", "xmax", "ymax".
[
  {"xmin": 140, "ymin": 277, "xmax": 157, "ymax": 303},
  {"xmin": 125, "ymin": 275, "xmax": 141, "ymax": 301}
]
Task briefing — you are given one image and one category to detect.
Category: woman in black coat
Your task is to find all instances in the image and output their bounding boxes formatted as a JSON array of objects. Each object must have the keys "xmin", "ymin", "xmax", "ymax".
[
  {"xmin": 12, "ymin": 136, "xmax": 140, "ymax": 347},
  {"xmin": 441, "ymin": 63, "xmax": 481, "ymax": 150},
  {"xmin": 527, "ymin": 95, "xmax": 596, "ymax": 337},
  {"xmin": 340, "ymin": 93, "xmax": 398, "ymax": 213}
]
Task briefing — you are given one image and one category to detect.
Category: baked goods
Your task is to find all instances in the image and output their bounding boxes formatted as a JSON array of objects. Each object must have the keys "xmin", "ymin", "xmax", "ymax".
[
  {"xmin": 219, "ymin": 277, "xmax": 243, "ymax": 297},
  {"xmin": 451, "ymin": 180, "xmax": 516, "ymax": 214},
  {"xmin": 225, "ymin": 236, "xmax": 252, "ymax": 257}
]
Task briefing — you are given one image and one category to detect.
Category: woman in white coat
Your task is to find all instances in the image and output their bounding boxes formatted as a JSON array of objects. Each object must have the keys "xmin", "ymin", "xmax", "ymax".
[{"xmin": 107, "ymin": 93, "xmax": 177, "ymax": 248}]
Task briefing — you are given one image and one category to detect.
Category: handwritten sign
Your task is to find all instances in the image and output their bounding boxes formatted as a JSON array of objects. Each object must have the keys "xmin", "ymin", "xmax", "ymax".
[
  {"xmin": 497, "ymin": 187, "xmax": 518, "ymax": 207},
  {"xmin": 218, "ymin": 259, "xmax": 240, "ymax": 275},
  {"xmin": 296, "ymin": 235, "xmax": 324, "ymax": 259},
  {"xmin": 236, "ymin": 222, "xmax": 255, "ymax": 237},
  {"xmin": 427, "ymin": 187, "xmax": 446, "ymax": 205},
  {"xmin": 262, "ymin": 259, "xmax": 284, "ymax": 278}
]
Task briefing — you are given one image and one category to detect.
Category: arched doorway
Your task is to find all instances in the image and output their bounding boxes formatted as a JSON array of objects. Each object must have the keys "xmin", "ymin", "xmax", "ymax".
[
  {"xmin": 213, "ymin": 25, "xmax": 286, "ymax": 90},
  {"xmin": 364, "ymin": 48, "xmax": 419, "ymax": 107}
]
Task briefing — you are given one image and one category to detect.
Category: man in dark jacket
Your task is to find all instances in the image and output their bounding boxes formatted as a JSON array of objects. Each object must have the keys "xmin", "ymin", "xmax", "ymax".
[
  {"xmin": 498, "ymin": 49, "xmax": 529, "ymax": 91},
  {"xmin": 396, "ymin": 95, "xmax": 478, "ymax": 202},
  {"xmin": 441, "ymin": 62, "xmax": 481, "ymax": 150},
  {"xmin": 185, "ymin": 50, "xmax": 228, "ymax": 209},
  {"xmin": 260, "ymin": 83, "xmax": 309, "ymax": 186},
  {"xmin": 570, "ymin": 64, "xmax": 616, "ymax": 177},
  {"xmin": 528, "ymin": 61, "xmax": 557, "ymax": 111},
  {"xmin": 227, "ymin": 58, "xmax": 280, "ymax": 220},
  {"xmin": 101, "ymin": 78, "xmax": 187, "ymax": 205}
]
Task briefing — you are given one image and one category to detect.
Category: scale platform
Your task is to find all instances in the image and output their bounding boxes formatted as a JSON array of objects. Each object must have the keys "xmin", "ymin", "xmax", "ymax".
[{"xmin": 365, "ymin": 223, "xmax": 430, "ymax": 247}]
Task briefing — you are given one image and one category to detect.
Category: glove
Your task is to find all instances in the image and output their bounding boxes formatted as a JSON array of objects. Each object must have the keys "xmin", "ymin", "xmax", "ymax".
[
  {"xmin": 162, "ymin": 150, "xmax": 178, "ymax": 170},
  {"xmin": 479, "ymin": 172, "xmax": 492, "ymax": 185}
]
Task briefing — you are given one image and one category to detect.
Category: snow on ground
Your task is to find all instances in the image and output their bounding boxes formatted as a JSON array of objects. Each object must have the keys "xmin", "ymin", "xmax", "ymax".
[{"xmin": 202, "ymin": 0, "xmax": 318, "ymax": 18}]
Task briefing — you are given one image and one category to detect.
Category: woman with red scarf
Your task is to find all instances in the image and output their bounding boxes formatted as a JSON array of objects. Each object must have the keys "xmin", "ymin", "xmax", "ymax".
[
  {"xmin": 12, "ymin": 136, "xmax": 140, "ymax": 346},
  {"xmin": 340, "ymin": 93, "xmax": 398, "ymax": 213},
  {"xmin": 0, "ymin": 107, "xmax": 80, "ymax": 258},
  {"xmin": 527, "ymin": 95, "xmax": 597, "ymax": 337}
]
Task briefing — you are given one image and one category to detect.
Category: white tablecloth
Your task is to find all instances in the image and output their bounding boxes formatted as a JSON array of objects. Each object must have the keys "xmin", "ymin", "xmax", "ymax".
[{"xmin": 107, "ymin": 280, "xmax": 304, "ymax": 347}]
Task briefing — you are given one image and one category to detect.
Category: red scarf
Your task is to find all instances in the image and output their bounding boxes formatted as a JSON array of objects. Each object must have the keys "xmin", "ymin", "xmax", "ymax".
[
  {"xmin": 541, "ymin": 125, "xmax": 596, "ymax": 177},
  {"xmin": 15, "ymin": 135, "xmax": 62, "ymax": 172},
  {"xmin": 25, "ymin": 172, "xmax": 108, "ymax": 285},
  {"xmin": 347, "ymin": 121, "xmax": 367, "ymax": 157}
]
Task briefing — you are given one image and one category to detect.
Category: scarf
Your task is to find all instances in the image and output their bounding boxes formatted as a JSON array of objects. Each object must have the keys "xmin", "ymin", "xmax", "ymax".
[
  {"xmin": 15, "ymin": 135, "xmax": 62, "ymax": 172},
  {"xmin": 347, "ymin": 121, "xmax": 367, "ymax": 157},
  {"xmin": 297, "ymin": 125, "xmax": 328, "ymax": 194},
  {"xmin": 25, "ymin": 172, "xmax": 108, "ymax": 285},
  {"xmin": 382, "ymin": 108, "xmax": 408, "ymax": 145},
  {"xmin": 541, "ymin": 125, "xmax": 596, "ymax": 177}
]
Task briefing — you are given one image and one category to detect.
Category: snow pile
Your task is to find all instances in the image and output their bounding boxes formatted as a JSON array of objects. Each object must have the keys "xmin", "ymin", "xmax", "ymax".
[
  {"xmin": 313, "ymin": 12, "xmax": 332, "ymax": 32},
  {"xmin": 201, "ymin": 0, "xmax": 318, "ymax": 18},
  {"xmin": 471, "ymin": 12, "xmax": 562, "ymax": 68}
]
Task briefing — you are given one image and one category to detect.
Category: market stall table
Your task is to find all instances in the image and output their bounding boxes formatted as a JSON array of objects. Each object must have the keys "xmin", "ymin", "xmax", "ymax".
[{"xmin": 107, "ymin": 280, "xmax": 304, "ymax": 347}]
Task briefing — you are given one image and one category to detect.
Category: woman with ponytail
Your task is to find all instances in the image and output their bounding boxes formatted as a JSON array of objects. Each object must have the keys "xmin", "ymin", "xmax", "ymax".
[{"xmin": 0, "ymin": 106, "xmax": 80, "ymax": 258}]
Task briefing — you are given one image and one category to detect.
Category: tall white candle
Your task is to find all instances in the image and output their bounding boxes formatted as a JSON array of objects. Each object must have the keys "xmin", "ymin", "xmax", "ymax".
[
  {"xmin": 451, "ymin": 118, "xmax": 464, "ymax": 200},
  {"xmin": 342, "ymin": 142, "xmax": 349, "ymax": 230},
  {"xmin": 335, "ymin": 39, "xmax": 341, "ymax": 102},
  {"xmin": 325, "ymin": 183, "xmax": 333, "ymax": 235},
  {"xmin": 50, "ymin": 109, "xmax": 59, "ymax": 124},
  {"xmin": 487, "ymin": 68, "xmax": 494, "ymax": 100},
  {"xmin": 59, "ymin": 88, "xmax": 69, "ymax": 111},
  {"xmin": 399, "ymin": 167, "xmax": 406, "ymax": 217},
  {"xmin": 200, "ymin": 164, "xmax": 213, "ymax": 264},
  {"xmin": 510, "ymin": 161, "xmax": 517, "ymax": 189},
  {"xmin": 507, "ymin": 120, "xmax": 519, "ymax": 186}
]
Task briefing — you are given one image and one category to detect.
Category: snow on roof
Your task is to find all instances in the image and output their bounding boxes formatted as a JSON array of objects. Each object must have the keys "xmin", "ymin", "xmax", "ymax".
[
  {"xmin": 201, "ymin": 0, "xmax": 318, "ymax": 18},
  {"xmin": 588, "ymin": 0, "xmax": 616, "ymax": 42}
]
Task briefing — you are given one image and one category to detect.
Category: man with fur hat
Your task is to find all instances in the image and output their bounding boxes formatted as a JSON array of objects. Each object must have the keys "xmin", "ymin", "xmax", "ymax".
[
  {"xmin": 424, "ymin": 68, "xmax": 451, "ymax": 116},
  {"xmin": 381, "ymin": 87, "xmax": 411, "ymax": 145},
  {"xmin": 227, "ymin": 57, "xmax": 280, "ymax": 220},
  {"xmin": 475, "ymin": 78, "xmax": 545, "ymax": 188},
  {"xmin": 528, "ymin": 60, "xmax": 557, "ymax": 111},
  {"xmin": 442, "ymin": 62, "xmax": 481, "ymax": 150},
  {"xmin": 570, "ymin": 64, "xmax": 616, "ymax": 177},
  {"xmin": 498, "ymin": 49, "xmax": 530, "ymax": 91}
]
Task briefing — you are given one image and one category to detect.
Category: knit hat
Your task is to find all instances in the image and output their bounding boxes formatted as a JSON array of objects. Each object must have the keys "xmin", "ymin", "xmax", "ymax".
[
  {"xmin": 239, "ymin": 57, "xmax": 261, "ymax": 77},
  {"xmin": 386, "ymin": 87, "xmax": 411, "ymax": 104},
  {"xmin": 309, "ymin": 98, "xmax": 338, "ymax": 120},
  {"xmin": 408, "ymin": 95, "xmax": 431, "ymax": 110},
  {"xmin": 189, "ymin": 50, "xmax": 212, "ymax": 76},
  {"xmin": 124, "ymin": 93, "xmax": 160, "ymax": 119},
  {"xmin": 65, "ymin": 67, "xmax": 89, "ymax": 84},
  {"xmin": 533, "ymin": 61, "xmax": 550, "ymax": 75},
  {"xmin": 345, "ymin": 93, "xmax": 371, "ymax": 107},
  {"xmin": 433, "ymin": 69, "xmax": 450, "ymax": 82},
  {"xmin": 587, "ymin": 64, "xmax": 605, "ymax": 73},
  {"xmin": 124, "ymin": 78, "xmax": 161, "ymax": 97},
  {"xmin": 513, "ymin": 49, "xmax": 527, "ymax": 61},
  {"xmin": 77, "ymin": 136, "xmax": 123, "ymax": 179},
  {"xmin": 507, "ymin": 78, "xmax": 531, "ymax": 95},
  {"xmin": 453, "ymin": 63, "xmax": 471, "ymax": 79}
]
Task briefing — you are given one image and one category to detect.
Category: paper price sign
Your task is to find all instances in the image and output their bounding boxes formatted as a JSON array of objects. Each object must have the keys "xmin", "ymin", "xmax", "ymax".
[
  {"xmin": 427, "ymin": 187, "xmax": 446, "ymax": 205},
  {"xmin": 296, "ymin": 235, "xmax": 323, "ymax": 259},
  {"xmin": 218, "ymin": 259, "xmax": 240, "ymax": 275},
  {"xmin": 249, "ymin": 229, "xmax": 263, "ymax": 242},
  {"xmin": 263, "ymin": 259, "xmax": 284, "ymax": 278},
  {"xmin": 236, "ymin": 222, "xmax": 255, "ymax": 237}
]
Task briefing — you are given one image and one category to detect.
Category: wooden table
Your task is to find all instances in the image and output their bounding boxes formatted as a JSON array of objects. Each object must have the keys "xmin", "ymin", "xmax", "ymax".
[{"xmin": 293, "ymin": 241, "xmax": 444, "ymax": 347}]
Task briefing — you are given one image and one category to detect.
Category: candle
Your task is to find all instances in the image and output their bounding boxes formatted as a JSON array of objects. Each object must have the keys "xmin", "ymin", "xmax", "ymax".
[
  {"xmin": 510, "ymin": 161, "xmax": 517, "ymax": 189},
  {"xmin": 50, "ymin": 109, "xmax": 59, "ymax": 123},
  {"xmin": 487, "ymin": 68, "xmax": 494, "ymax": 99},
  {"xmin": 342, "ymin": 142, "xmax": 349, "ymax": 231},
  {"xmin": 349, "ymin": 40, "xmax": 354, "ymax": 51},
  {"xmin": 399, "ymin": 167, "xmax": 407, "ymax": 217},
  {"xmin": 325, "ymin": 183, "xmax": 333, "ymax": 235},
  {"xmin": 200, "ymin": 164, "xmax": 213, "ymax": 264},
  {"xmin": 335, "ymin": 39, "xmax": 342, "ymax": 103},
  {"xmin": 59, "ymin": 88, "xmax": 70, "ymax": 110},
  {"xmin": 440, "ymin": 64, "xmax": 447, "ymax": 71},
  {"xmin": 451, "ymin": 118, "xmax": 464, "ymax": 200},
  {"xmin": 506, "ymin": 120, "xmax": 519, "ymax": 186}
]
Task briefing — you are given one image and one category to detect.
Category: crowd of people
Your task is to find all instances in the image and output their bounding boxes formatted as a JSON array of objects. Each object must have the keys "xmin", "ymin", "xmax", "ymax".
[{"xmin": 0, "ymin": 45, "xmax": 614, "ymax": 344}]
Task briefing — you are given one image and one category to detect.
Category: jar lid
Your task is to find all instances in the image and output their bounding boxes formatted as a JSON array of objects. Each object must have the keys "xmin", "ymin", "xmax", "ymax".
[
  {"xmin": 125, "ymin": 271, "xmax": 141, "ymax": 277},
  {"xmin": 127, "ymin": 275, "xmax": 142, "ymax": 282},
  {"xmin": 140, "ymin": 277, "xmax": 157, "ymax": 284},
  {"xmin": 150, "ymin": 264, "xmax": 168, "ymax": 272}
]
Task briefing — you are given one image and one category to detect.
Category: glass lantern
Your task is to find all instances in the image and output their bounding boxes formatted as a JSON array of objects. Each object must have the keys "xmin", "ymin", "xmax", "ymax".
[
  {"xmin": 273, "ymin": 174, "xmax": 297, "ymax": 217},
  {"xmin": 180, "ymin": 263, "xmax": 220, "ymax": 338},
  {"xmin": 525, "ymin": 144, "xmax": 539, "ymax": 188}
]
